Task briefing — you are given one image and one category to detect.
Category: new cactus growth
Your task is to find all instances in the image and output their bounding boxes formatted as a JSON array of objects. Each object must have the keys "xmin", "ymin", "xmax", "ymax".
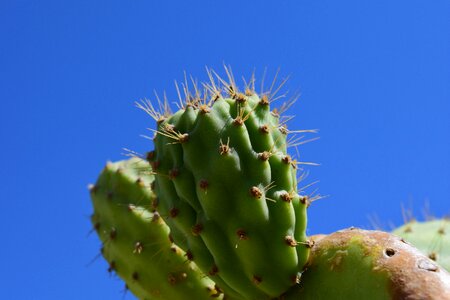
[
  {"xmin": 283, "ymin": 228, "xmax": 450, "ymax": 299},
  {"xmin": 90, "ymin": 158, "xmax": 223, "ymax": 300},
  {"xmin": 392, "ymin": 219, "xmax": 450, "ymax": 272},
  {"xmin": 144, "ymin": 68, "xmax": 313, "ymax": 299}
]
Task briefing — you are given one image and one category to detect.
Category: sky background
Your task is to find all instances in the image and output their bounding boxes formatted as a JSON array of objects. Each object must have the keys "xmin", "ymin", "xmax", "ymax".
[{"xmin": 1, "ymin": 0, "xmax": 449, "ymax": 299}]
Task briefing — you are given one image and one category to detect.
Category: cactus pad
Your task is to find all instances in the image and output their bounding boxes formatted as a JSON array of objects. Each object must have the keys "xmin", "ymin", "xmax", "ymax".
[
  {"xmin": 282, "ymin": 228, "xmax": 450, "ymax": 299},
  {"xmin": 90, "ymin": 158, "xmax": 223, "ymax": 300},
  {"xmin": 145, "ymin": 69, "xmax": 313, "ymax": 299}
]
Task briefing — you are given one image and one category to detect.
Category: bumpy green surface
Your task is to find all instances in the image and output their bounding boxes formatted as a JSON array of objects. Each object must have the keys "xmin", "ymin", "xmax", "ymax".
[
  {"xmin": 90, "ymin": 158, "xmax": 222, "ymax": 300},
  {"xmin": 393, "ymin": 219, "xmax": 450, "ymax": 271},
  {"xmin": 149, "ymin": 91, "xmax": 309, "ymax": 299}
]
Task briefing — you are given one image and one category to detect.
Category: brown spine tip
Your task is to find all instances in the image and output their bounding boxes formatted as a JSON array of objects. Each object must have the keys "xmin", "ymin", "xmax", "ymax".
[
  {"xmin": 228, "ymin": 85, "xmax": 235, "ymax": 97},
  {"xmin": 169, "ymin": 168, "xmax": 180, "ymax": 179},
  {"xmin": 235, "ymin": 93, "xmax": 247, "ymax": 103},
  {"xmin": 146, "ymin": 151, "xmax": 156, "ymax": 161},
  {"xmin": 258, "ymin": 151, "xmax": 271, "ymax": 161},
  {"xmin": 245, "ymin": 88, "xmax": 253, "ymax": 96},
  {"xmin": 199, "ymin": 104, "xmax": 211, "ymax": 114},
  {"xmin": 300, "ymin": 195, "xmax": 309, "ymax": 205},
  {"xmin": 94, "ymin": 222, "xmax": 100, "ymax": 231},
  {"xmin": 403, "ymin": 225, "xmax": 412, "ymax": 233},
  {"xmin": 108, "ymin": 261, "xmax": 116, "ymax": 273},
  {"xmin": 271, "ymin": 108, "xmax": 280, "ymax": 118},
  {"xmin": 212, "ymin": 92, "xmax": 221, "ymax": 101},
  {"xmin": 191, "ymin": 223, "xmax": 203, "ymax": 236},
  {"xmin": 168, "ymin": 234, "xmax": 174, "ymax": 243},
  {"xmin": 219, "ymin": 144, "xmax": 229, "ymax": 155},
  {"xmin": 282, "ymin": 155, "xmax": 292, "ymax": 164},
  {"xmin": 259, "ymin": 95, "xmax": 269, "ymax": 105},
  {"xmin": 285, "ymin": 236, "xmax": 298, "ymax": 247},
  {"xmin": 168, "ymin": 273, "xmax": 177, "ymax": 285},
  {"xmin": 150, "ymin": 181, "xmax": 155, "ymax": 191},
  {"xmin": 280, "ymin": 192, "xmax": 293, "ymax": 202},
  {"xmin": 151, "ymin": 197, "xmax": 159, "ymax": 210},
  {"xmin": 132, "ymin": 272, "xmax": 139, "ymax": 281},
  {"xmin": 109, "ymin": 228, "xmax": 117, "ymax": 240},
  {"xmin": 199, "ymin": 179, "xmax": 209, "ymax": 190},
  {"xmin": 209, "ymin": 265, "xmax": 219, "ymax": 276},
  {"xmin": 185, "ymin": 250, "xmax": 194, "ymax": 261},
  {"xmin": 304, "ymin": 239, "xmax": 315, "ymax": 248},
  {"xmin": 135, "ymin": 177, "xmax": 145, "ymax": 187},
  {"xmin": 428, "ymin": 252, "xmax": 438, "ymax": 261},
  {"xmin": 259, "ymin": 124, "xmax": 270, "ymax": 134},
  {"xmin": 152, "ymin": 211, "xmax": 160, "ymax": 222},
  {"xmin": 156, "ymin": 116, "xmax": 166, "ymax": 124},
  {"xmin": 134, "ymin": 242, "xmax": 144, "ymax": 254},
  {"xmin": 279, "ymin": 125, "xmax": 288, "ymax": 135},
  {"xmin": 179, "ymin": 133, "xmax": 189, "ymax": 143},
  {"xmin": 250, "ymin": 186, "xmax": 263, "ymax": 199},
  {"xmin": 291, "ymin": 274, "xmax": 301, "ymax": 284},
  {"xmin": 88, "ymin": 184, "xmax": 98, "ymax": 194},
  {"xmin": 252, "ymin": 275, "xmax": 262, "ymax": 285},
  {"xmin": 169, "ymin": 207, "xmax": 179, "ymax": 218},
  {"xmin": 233, "ymin": 118, "xmax": 244, "ymax": 126},
  {"xmin": 219, "ymin": 139, "xmax": 230, "ymax": 155},
  {"xmin": 236, "ymin": 229, "xmax": 248, "ymax": 240},
  {"xmin": 164, "ymin": 123, "xmax": 176, "ymax": 131}
]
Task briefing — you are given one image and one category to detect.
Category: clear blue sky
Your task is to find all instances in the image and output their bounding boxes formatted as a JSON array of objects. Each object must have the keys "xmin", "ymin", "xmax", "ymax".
[{"xmin": 1, "ymin": 1, "xmax": 449, "ymax": 299}]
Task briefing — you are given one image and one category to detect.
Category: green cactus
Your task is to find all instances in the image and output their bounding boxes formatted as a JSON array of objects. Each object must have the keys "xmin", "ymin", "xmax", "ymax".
[
  {"xmin": 392, "ymin": 219, "xmax": 450, "ymax": 272},
  {"xmin": 282, "ymin": 228, "xmax": 450, "ymax": 299},
  {"xmin": 90, "ymin": 158, "xmax": 223, "ymax": 300},
  {"xmin": 144, "ymin": 69, "xmax": 313, "ymax": 299}
]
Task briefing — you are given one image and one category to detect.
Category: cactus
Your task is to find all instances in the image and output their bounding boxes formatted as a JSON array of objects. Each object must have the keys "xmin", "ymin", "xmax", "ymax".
[
  {"xmin": 282, "ymin": 228, "xmax": 450, "ymax": 299},
  {"xmin": 143, "ymin": 68, "xmax": 314, "ymax": 299},
  {"xmin": 90, "ymin": 158, "xmax": 223, "ymax": 300},
  {"xmin": 392, "ymin": 219, "xmax": 450, "ymax": 272},
  {"xmin": 89, "ymin": 68, "xmax": 450, "ymax": 300}
]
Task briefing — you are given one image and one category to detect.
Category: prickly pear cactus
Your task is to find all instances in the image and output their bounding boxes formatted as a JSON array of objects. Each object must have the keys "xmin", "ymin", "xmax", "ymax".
[
  {"xmin": 90, "ymin": 158, "xmax": 223, "ymax": 300},
  {"xmin": 393, "ymin": 219, "xmax": 450, "ymax": 272},
  {"xmin": 283, "ymin": 228, "xmax": 450, "ymax": 300},
  {"xmin": 144, "ymin": 69, "xmax": 314, "ymax": 299}
]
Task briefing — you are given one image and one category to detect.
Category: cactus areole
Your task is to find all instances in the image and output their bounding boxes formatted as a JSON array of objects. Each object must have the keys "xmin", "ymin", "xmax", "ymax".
[{"xmin": 144, "ymin": 68, "xmax": 313, "ymax": 299}]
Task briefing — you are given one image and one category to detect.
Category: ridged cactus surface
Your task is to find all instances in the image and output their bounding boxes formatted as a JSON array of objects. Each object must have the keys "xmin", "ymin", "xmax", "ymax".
[
  {"xmin": 90, "ymin": 158, "xmax": 222, "ymax": 300},
  {"xmin": 145, "ymin": 70, "xmax": 312, "ymax": 299},
  {"xmin": 393, "ymin": 219, "xmax": 450, "ymax": 272}
]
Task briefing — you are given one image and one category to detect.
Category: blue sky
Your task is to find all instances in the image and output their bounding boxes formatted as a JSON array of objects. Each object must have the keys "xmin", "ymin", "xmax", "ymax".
[{"xmin": 1, "ymin": 1, "xmax": 449, "ymax": 299}]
